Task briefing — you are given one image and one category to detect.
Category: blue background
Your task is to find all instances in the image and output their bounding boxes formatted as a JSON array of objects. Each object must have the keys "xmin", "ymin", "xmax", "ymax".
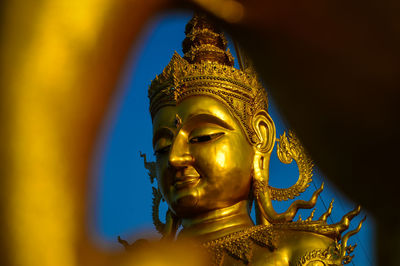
[{"xmin": 91, "ymin": 11, "xmax": 375, "ymax": 265}]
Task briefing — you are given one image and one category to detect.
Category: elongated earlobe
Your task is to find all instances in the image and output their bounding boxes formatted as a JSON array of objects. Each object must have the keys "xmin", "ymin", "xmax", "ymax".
[{"xmin": 251, "ymin": 110, "xmax": 276, "ymax": 153}]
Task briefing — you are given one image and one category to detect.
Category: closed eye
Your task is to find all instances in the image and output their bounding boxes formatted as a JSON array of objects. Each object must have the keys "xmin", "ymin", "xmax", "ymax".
[
  {"xmin": 189, "ymin": 132, "xmax": 225, "ymax": 144},
  {"xmin": 154, "ymin": 145, "xmax": 171, "ymax": 156}
]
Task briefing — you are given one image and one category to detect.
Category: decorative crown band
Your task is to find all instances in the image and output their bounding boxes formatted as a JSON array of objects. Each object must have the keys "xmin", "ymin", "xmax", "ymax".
[
  {"xmin": 148, "ymin": 13, "xmax": 268, "ymax": 145},
  {"xmin": 148, "ymin": 52, "xmax": 268, "ymax": 145}
]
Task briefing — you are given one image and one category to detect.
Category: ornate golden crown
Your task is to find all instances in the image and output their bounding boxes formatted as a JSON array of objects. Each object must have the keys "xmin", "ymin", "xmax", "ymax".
[{"xmin": 148, "ymin": 13, "xmax": 268, "ymax": 145}]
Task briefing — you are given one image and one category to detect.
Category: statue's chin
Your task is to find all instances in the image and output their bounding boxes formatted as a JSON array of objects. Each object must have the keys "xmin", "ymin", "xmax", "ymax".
[{"xmin": 170, "ymin": 189, "xmax": 199, "ymax": 217}]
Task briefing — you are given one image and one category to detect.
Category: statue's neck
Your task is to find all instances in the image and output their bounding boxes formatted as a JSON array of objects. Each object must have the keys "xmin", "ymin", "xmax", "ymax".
[{"xmin": 177, "ymin": 201, "xmax": 254, "ymax": 242}]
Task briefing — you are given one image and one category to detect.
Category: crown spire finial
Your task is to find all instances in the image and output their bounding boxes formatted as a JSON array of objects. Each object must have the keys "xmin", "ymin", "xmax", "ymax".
[
  {"xmin": 182, "ymin": 13, "xmax": 234, "ymax": 66},
  {"xmin": 149, "ymin": 13, "xmax": 268, "ymax": 145}
]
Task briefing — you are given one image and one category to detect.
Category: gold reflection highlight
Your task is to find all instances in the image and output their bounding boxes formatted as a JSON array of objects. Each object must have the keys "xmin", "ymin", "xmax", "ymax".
[
  {"xmin": 4, "ymin": 1, "xmax": 111, "ymax": 265},
  {"xmin": 215, "ymin": 149, "xmax": 227, "ymax": 168},
  {"xmin": 1, "ymin": 0, "xmax": 170, "ymax": 265}
]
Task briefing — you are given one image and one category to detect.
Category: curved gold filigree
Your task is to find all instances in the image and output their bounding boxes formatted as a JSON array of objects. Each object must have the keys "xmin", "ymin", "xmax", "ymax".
[
  {"xmin": 140, "ymin": 152, "xmax": 180, "ymax": 238},
  {"xmin": 340, "ymin": 216, "xmax": 366, "ymax": 264},
  {"xmin": 274, "ymin": 204, "xmax": 363, "ymax": 240},
  {"xmin": 151, "ymin": 186, "xmax": 165, "ymax": 235},
  {"xmin": 285, "ymin": 206, "xmax": 365, "ymax": 265},
  {"xmin": 269, "ymin": 130, "xmax": 314, "ymax": 201},
  {"xmin": 140, "ymin": 152, "xmax": 167, "ymax": 235},
  {"xmin": 296, "ymin": 248, "xmax": 333, "ymax": 266},
  {"xmin": 202, "ymin": 225, "xmax": 276, "ymax": 265},
  {"xmin": 253, "ymin": 150, "xmax": 322, "ymax": 224},
  {"xmin": 140, "ymin": 152, "xmax": 156, "ymax": 184},
  {"xmin": 151, "ymin": 186, "xmax": 181, "ymax": 239},
  {"xmin": 296, "ymin": 221, "xmax": 365, "ymax": 266}
]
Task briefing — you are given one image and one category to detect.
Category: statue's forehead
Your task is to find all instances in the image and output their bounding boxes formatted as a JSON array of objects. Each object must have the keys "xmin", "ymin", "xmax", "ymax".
[{"xmin": 152, "ymin": 96, "xmax": 236, "ymax": 131}]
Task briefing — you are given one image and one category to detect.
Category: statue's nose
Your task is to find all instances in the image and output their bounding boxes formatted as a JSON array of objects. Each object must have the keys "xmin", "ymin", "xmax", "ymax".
[
  {"xmin": 169, "ymin": 153, "xmax": 194, "ymax": 168},
  {"xmin": 168, "ymin": 134, "xmax": 194, "ymax": 168}
]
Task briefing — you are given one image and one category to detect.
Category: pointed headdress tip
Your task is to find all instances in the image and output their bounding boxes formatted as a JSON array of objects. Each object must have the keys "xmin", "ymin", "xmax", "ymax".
[
  {"xmin": 148, "ymin": 52, "xmax": 186, "ymax": 97},
  {"xmin": 182, "ymin": 12, "xmax": 234, "ymax": 66}
]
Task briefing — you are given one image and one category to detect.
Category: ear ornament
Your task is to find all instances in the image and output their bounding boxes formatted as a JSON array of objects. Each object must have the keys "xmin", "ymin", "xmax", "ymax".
[
  {"xmin": 140, "ymin": 152, "xmax": 180, "ymax": 239},
  {"xmin": 252, "ymin": 130, "xmax": 322, "ymax": 224}
]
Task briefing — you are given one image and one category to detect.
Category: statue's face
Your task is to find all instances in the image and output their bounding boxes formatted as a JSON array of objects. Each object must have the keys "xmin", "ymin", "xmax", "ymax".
[{"xmin": 152, "ymin": 96, "xmax": 254, "ymax": 218}]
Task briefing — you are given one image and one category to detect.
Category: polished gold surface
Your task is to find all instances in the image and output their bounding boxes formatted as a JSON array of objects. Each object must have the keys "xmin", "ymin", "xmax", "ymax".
[
  {"xmin": 2, "ymin": 1, "xmax": 111, "ymax": 265},
  {"xmin": 133, "ymin": 13, "xmax": 365, "ymax": 265},
  {"xmin": 0, "ymin": 0, "xmax": 172, "ymax": 265},
  {"xmin": 0, "ymin": 0, "xmax": 373, "ymax": 264}
]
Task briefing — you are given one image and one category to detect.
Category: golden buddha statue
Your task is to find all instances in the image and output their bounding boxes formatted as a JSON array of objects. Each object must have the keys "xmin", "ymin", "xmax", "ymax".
[{"xmin": 126, "ymin": 13, "xmax": 364, "ymax": 266}]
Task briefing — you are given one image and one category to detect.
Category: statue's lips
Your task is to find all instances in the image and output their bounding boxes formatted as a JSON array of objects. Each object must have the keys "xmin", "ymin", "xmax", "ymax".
[{"xmin": 173, "ymin": 175, "xmax": 200, "ymax": 190}]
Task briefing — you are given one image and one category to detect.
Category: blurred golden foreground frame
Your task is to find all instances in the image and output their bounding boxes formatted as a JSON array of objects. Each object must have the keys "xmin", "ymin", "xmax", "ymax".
[{"xmin": 1, "ymin": 0, "xmax": 399, "ymax": 265}]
